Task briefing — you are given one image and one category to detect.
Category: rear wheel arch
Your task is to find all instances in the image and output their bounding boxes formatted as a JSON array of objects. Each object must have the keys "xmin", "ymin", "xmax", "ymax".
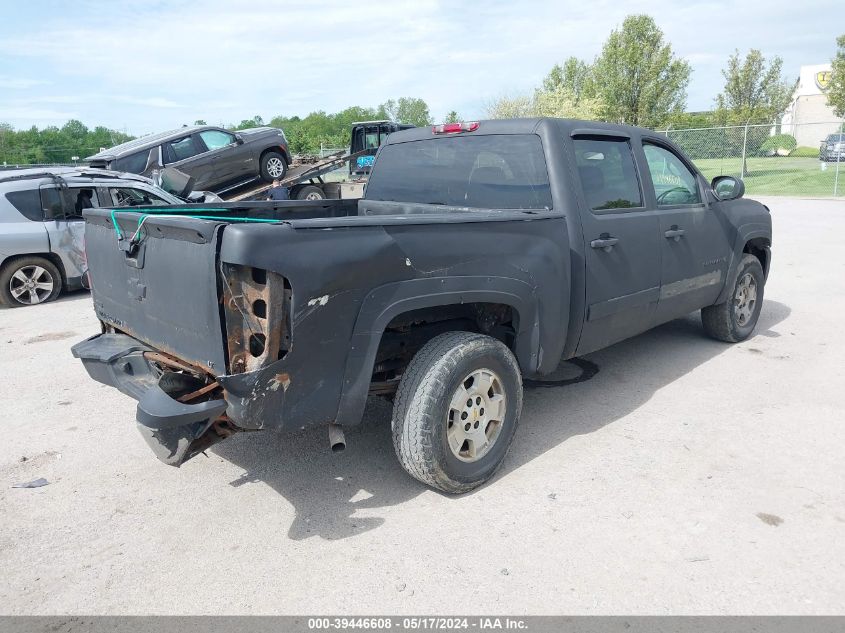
[{"xmin": 334, "ymin": 280, "xmax": 539, "ymax": 427}]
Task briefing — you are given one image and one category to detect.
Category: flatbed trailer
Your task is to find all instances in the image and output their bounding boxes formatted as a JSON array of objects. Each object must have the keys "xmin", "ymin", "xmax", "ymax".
[{"xmin": 224, "ymin": 149, "xmax": 369, "ymax": 202}]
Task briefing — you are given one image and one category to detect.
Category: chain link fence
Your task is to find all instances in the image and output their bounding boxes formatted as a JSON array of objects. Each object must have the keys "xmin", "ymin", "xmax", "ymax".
[
  {"xmin": 657, "ymin": 121, "xmax": 845, "ymax": 197},
  {"xmin": 318, "ymin": 144, "xmax": 346, "ymax": 158}
]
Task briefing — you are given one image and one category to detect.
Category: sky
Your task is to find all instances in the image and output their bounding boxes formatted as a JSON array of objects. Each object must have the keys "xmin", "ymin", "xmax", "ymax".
[{"xmin": 0, "ymin": 0, "xmax": 843, "ymax": 135}]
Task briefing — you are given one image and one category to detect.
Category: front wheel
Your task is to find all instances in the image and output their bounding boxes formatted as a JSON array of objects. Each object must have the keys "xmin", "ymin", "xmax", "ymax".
[
  {"xmin": 701, "ymin": 254, "xmax": 765, "ymax": 342},
  {"xmin": 260, "ymin": 151, "xmax": 287, "ymax": 182},
  {"xmin": 391, "ymin": 332, "xmax": 523, "ymax": 493}
]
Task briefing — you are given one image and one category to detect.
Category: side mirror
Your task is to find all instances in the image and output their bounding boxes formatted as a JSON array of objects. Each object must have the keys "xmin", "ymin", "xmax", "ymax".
[
  {"xmin": 711, "ymin": 175, "xmax": 745, "ymax": 201},
  {"xmin": 234, "ymin": 134, "xmax": 244, "ymax": 145}
]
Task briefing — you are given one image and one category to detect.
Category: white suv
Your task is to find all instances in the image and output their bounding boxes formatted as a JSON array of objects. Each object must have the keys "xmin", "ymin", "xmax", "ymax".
[{"xmin": 0, "ymin": 167, "xmax": 204, "ymax": 307}]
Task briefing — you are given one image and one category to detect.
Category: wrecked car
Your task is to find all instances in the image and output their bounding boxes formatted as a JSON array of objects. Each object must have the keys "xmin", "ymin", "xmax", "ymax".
[
  {"xmin": 72, "ymin": 118, "xmax": 772, "ymax": 492},
  {"xmin": 0, "ymin": 167, "xmax": 218, "ymax": 307}
]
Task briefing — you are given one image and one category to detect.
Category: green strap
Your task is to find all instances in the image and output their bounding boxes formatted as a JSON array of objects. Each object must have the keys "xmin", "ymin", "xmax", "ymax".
[{"xmin": 109, "ymin": 207, "xmax": 284, "ymax": 242}]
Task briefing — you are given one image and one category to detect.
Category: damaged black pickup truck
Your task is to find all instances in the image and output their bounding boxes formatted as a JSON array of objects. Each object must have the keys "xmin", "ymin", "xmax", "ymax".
[{"xmin": 72, "ymin": 118, "xmax": 772, "ymax": 493}]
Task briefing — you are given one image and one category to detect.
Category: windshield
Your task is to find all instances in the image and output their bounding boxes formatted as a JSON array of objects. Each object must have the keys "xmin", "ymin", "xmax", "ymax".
[{"xmin": 366, "ymin": 134, "xmax": 552, "ymax": 209}]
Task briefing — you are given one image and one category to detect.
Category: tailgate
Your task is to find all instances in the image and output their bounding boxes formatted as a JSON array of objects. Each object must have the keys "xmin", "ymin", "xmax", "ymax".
[{"xmin": 83, "ymin": 209, "xmax": 227, "ymax": 373}]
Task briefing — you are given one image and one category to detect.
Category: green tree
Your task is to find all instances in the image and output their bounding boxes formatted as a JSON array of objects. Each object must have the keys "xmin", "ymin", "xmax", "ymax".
[
  {"xmin": 590, "ymin": 14, "xmax": 690, "ymax": 127},
  {"xmin": 533, "ymin": 85, "xmax": 604, "ymax": 120},
  {"xmin": 0, "ymin": 120, "xmax": 132, "ymax": 164},
  {"xmin": 380, "ymin": 97, "xmax": 432, "ymax": 126},
  {"xmin": 194, "ymin": 119, "xmax": 207, "ymax": 125},
  {"xmin": 664, "ymin": 110, "xmax": 716, "ymax": 130},
  {"xmin": 485, "ymin": 87, "xmax": 602, "ymax": 121},
  {"xmin": 715, "ymin": 49, "xmax": 795, "ymax": 125},
  {"xmin": 542, "ymin": 57, "xmax": 593, "ymax": 105},
  {"xmin": 233, "ymin": 115, "xmax": 265, "ymax": 130},
  {"xmin": 443, "ymin": 110, "xmax": 461, "ymax": 123},
  {"xmin": 827, "ymin": 34, "xmax": 845, "ymax": 118},
  {"xmin": 484, "ymin": 94, "xmax": 534, "ymax": 119}
]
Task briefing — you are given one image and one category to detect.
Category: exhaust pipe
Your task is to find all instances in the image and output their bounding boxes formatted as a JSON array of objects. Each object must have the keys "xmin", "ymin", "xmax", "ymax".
[{"xmin": 328, "ymin": 423, "xmax": 346, "ymax": 452}]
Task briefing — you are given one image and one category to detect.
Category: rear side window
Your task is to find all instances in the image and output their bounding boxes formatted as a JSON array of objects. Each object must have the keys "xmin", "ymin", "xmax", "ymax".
[
  {"xmin": 163, "ymin": 136, "xmax": 202, "ymax": 164},
  {"xmin": 573, "ymin": 138, "xmax": 642, "ymax": 211},
  {"xmin": 4, "ymin": 189, "xmax": 43, "ymax": 221},
  {"xmin": 112, "ymin": 150, "xmax": 151, "ymax": 174},
  {"xmin": 366, "ymin": 134, "xmax": 552, "ymax": 209}
]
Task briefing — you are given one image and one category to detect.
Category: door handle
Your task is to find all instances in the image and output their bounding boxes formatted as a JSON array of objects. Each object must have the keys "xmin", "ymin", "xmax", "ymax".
[
  {"xmin": 664, "ymin": 227, "xmax": 685, "ymax": 241},
  {"xmin": 590, "ymin": 235, "xmax": 619, "ymax": 252}
]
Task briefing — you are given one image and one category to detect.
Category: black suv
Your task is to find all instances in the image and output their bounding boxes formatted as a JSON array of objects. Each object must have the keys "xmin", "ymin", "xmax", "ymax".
[
  {"xmin": 86, "ymin": 125, "xmax": 292, "ymax": 193},
  {"xmin": 819, "ymin": 133, "xmax": 845, "ymax": 162}
]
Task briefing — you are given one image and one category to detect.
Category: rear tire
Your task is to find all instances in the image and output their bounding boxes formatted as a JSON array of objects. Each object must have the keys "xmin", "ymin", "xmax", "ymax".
[
  {"xmin": 0, "ymin": 256, "xmax": 63, "ymax": 307},
  {"xmin": 260, "ymin": 151, "xmax": 287, "ymax": 182},
  {"xmin": 294, "ymin": 185, "xmax": 326, "ymax": 201},
  {"xmin": 701, "ymin": 254, "xmax": 765, "ymax": 342},
  {"xmin": 391, "ymin": 332, "xmax": 523, "ymax": 494}
]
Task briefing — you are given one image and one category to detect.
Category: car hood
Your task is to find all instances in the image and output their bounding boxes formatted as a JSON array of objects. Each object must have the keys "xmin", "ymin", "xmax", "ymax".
[{"xmin": 238, "ymin": 127, "xmax": 284, "ymax": 139}]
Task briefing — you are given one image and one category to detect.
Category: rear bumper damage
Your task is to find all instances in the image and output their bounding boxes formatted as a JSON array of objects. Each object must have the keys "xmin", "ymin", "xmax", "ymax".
[{"xmin": 72, "ymin": 333, "xmax": 231, "ymax": 466}]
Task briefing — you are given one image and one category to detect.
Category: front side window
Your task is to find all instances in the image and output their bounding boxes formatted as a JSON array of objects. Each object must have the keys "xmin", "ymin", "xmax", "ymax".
[
  {"xmin": 573, "ymin": 138, "xmax": 642, "ymax": 211},
  {"xmin": 643, "ymin": 143, "xmax": 701, "ymax": 206},
  {"xmin": 163, "ymin": 135, "xmax": 202, "ymax": 164},
  {"xmin": 366, "ymin": 134, "xmax": 552, "ymax": 209},
  {"xmin": 109, "ymin": 187, "xmax": 169, "ymax": 207},
  {"xmin": 112, "ymin": 150, "xmax": 151, "ymax": 174},
  {"xmin": 199, "ymin": 130, "xmax": 235, "ymax": 151}
]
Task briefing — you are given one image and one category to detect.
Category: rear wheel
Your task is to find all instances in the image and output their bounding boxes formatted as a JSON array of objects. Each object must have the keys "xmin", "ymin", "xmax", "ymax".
[
  {"xmin": 391, "ymin": 332, "xmax": 523, "ymax": 493},
  {"xmin": 0, "ymin": 256, "xmax": 63, "ymax": 307},
  {"xmin": 294, "ymin": 185, "xmax": 326, "ymax": 201},
  {"xmin": 260, "ymin": 151, "xmax": 287, "ymax": 182},
  {"xmin": 701, "ymin": 253, "xmax": 765, "ymax": 342}
]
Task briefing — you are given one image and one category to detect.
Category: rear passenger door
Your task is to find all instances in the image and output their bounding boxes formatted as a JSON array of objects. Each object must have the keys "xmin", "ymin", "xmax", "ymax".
[
  {"xmin": 638, "ymin": 139, "xmax": 733, "ymax": 323},
  {"xmin": 161, "ymin": 133, "xmax": 215, "ymax": 189},
  {"xmin": 572, "ymin": 134, "xmax": 661, "ymax": 356}
]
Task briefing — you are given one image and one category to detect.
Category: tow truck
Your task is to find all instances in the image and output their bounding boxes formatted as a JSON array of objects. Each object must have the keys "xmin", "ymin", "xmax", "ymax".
[{"xmin": 225, "ymin": 120, "xmax": 413, "ymax": 202}]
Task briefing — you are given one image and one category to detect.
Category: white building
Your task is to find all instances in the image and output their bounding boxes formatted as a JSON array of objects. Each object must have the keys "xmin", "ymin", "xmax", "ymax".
[{"xmin": 781, "ymin": 64, "xmax": 842, "ymax": 148}]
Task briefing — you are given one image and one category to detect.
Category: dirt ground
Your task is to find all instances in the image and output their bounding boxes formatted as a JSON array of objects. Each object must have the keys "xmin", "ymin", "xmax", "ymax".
[{"xmin": 0, "ymin": 196, "xmax": 843, "ymax": 615}]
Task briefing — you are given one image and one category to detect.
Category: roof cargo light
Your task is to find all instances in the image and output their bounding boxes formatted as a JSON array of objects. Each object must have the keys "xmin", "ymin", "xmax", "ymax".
[{"xmin": 432, "ymin": 122, "xmax": 480, "ymax": 134}]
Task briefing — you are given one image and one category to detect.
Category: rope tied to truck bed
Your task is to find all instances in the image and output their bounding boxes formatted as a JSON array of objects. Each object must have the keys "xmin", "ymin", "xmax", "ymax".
[{"xmin": 108, "ymin": 207, "xmax": 286, "ymax": 246}]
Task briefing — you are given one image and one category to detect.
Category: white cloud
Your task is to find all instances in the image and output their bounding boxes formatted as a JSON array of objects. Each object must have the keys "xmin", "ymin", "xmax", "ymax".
[
  {"xmin": 112, "ymin": 96, "xmax": 185, "ymax": 109},
  {"xmin": 0, "ymin": 106, "xmax": 78, "ymax": 121},
  {"xmin": 0, "ymin": 76, "xmax": 49, "ymax": 89},
  {"xmin": 0, "ymin": 0, "xmax": 843, "ymax": 129}
]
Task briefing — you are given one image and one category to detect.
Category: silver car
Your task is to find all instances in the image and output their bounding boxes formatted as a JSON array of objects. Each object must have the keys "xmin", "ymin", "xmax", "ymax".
[{"xmin": 0, "ymin": 167, "xmax": 202, "ymax": 307}]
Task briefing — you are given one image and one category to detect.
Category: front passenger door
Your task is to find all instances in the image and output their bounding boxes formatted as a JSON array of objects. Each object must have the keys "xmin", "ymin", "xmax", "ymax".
[
  {"xmin": 198, "ymin": 129, "xmax": 251, "ymax": 186},
  {"xmin": 640, "ymin": 140, "xmax": 733, "ymax": 323},
  {"xmin": 572, "ymin": 135, "xmax": 662, "ymax": 356}
]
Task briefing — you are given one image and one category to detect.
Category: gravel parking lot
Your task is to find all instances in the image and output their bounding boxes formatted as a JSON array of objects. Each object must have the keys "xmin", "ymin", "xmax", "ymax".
[{"xmin": 1, "ymin": 196, "xmax": 843, "ymax": 615}]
